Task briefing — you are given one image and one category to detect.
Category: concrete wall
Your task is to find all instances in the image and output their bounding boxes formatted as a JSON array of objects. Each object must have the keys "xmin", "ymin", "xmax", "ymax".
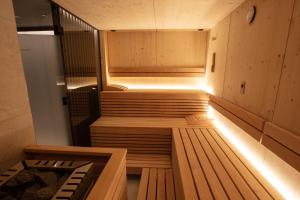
[
  {"xmin": 0, "ymin": 0, "xmax": 35, "ymax": 172},
  {"xmin": 206, "ymin": 0, "xmax": 300, "ymax": 136}
]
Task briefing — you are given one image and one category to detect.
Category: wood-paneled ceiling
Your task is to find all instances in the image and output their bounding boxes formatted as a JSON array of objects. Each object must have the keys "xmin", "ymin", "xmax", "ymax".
[{"xmin": 53, "ymin": 0, "xmax": 245, "ymax": 30}]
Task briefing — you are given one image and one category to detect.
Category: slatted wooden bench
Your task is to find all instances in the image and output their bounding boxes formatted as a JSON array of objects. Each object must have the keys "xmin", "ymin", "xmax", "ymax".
[
  {"xmin": 90, "ymin": 116, "xmax": 213, "ymax": 155},
  {"xmin": 137, "ymin": 168, "xmax": 176, "ymax": 200},
  {"xmin": 172, "ymin": 127, "xmax": 283, "ymax": 200},
  {"xmin": 100, "ymin": 90, "xmax": 209, "ymax": 117},
  {"xmin": 127, "ymin": 154, "xmax": 172, "ymax": 174}
]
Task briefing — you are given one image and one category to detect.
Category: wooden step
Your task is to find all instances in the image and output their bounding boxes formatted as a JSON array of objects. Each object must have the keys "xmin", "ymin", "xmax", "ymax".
[
  {"xmin": 126, "ymin": 154, "xmax": 172, "ymax": 174},
  {"xmin": 137, "ymin": 168, "xmax": 175, "ymax": 200}
]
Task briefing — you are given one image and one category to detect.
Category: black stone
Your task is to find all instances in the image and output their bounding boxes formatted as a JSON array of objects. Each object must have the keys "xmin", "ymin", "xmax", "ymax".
[
  {"xmin": 20, "ymin": 184, "xmax": 41, "ymax": 200},
  {"xmin": 0, "ymin": 195, "xmax": 16, "ymax": 200},
  {"xmin": 36, "ymin": 186, "xmax": 56, "ymax": 200},
  {"xmin": 15, "ymin": 171, "xmax": 34, "ymax": 185},
  {"xmin": 33, "ymin": 172, "xmax": 58, "ymax": 187}
]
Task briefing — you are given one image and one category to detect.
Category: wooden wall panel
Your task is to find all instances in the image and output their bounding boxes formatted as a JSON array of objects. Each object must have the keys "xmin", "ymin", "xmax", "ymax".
[
  {"xmin": 205, "ymin": 16, "xmax": 230, "ymax": 96},
  {"xmin": 273, "ymin": 0, "xmax": 300, "ymax": 137},
  {"xmin": 0, "ymin": 0, "xmax": 35, "ymax": 172},
  {"xmin": 107, "ymin": 30, "xmax": 207, "ymax": 68},
  {"xmin": 107, "ymin": 31, "xmax": 157, "ymax": 68},
  {"xmin": 222, "ymin": 0, "xmax": 294, "ymax": 120},
  {"xmin": 156, "ymin": 31, "xmax": 207, "ymax": 67}
]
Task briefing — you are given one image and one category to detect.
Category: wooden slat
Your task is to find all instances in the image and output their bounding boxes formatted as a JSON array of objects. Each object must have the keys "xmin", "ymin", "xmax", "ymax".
[
  {"xmin": 90, "ymin": 117, "xmax": 188, "ymax": 128},
  {"xmin": 126, "ymin": 156, "xmax": 172, "ymax": 173},
  {"xmin": 201, "ymin": 128, "xmax": 259, "ymax": 200},
  {"xmin": 101, "ymin": 90, "xmax": 209, "ymax": 100},
  {"xmin": 208, "ymin": 128, "xmax": 276, "ymax": 200},
  {"xmin": 101, "ymin": 113, "xmax": 197, "ymax": 117},
  {"xmin": 187, "ymin": 129, "xmax": 228, "ymax": 199},
  {"xmin": 147, "ymin": 168, "xmax": 157, "ymax": 200},
  {"xmin": 193, "ymin": 128, "xmax": 243, "ymax": 200},
  {"xmin": 100, "ymin": 90, "xmax": 208, "ymax": 117},
  {"xmin": 157, "ymin": 169, "xmax": 166, "ymax": 200},
  {"xmin": 171, "ymin": 128, "xmax": 283, "ymax": 200},
  {"xmin": 165, "ymin": 169, "xmax": 175, "ymax": 200},
  {"xmin": 137, "ymin": 168, "xmax": 150, "ymax": 200},
  {"xmin": 180, "ymin": 128, "xmax": 213, "ymax": 199},
  {"xmin": 137, "ymin": 168, "xmax": 175, "ymax": 200},
  {"xmin": 90, "ymin": 118, "xmax": 173, "ymax": 154},
  {"xmin": 109, "ymin": 66, "xmax": 206, "ymax": 77},
  {"xmin": 212, "ymin": 128, "xmax": 283, "ymax": 199},
  {"xmin": 90, "ymin": 116, "xmax": 213, "ymax": 155},
  {"xmin": 172, "ymin": 128, "xmax": 198, "ymax": 199}
]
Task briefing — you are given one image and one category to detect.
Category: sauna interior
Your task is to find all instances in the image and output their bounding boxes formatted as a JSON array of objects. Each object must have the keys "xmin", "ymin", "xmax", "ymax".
[{"xmin": 0, "ymin": 0, "xmax": 299, "ymax": 199}]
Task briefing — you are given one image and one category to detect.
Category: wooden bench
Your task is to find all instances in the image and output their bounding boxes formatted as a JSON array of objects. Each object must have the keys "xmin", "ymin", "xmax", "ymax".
[
  {"xmin": 172, "ymin": 127, "xmax": 283, "ymax": 200},
  {"xmin": 137, "ymin": 168, "xmax": 176, "ymax": 200},
  {"xmin": 262, "ymin": 122, "xmax": 300, "ymax": 172},
  {"xmin": 100, "ymin": 90, "xmax": 209, "ymax": 117},
  {"xmin": 90, "ymin": 116, "xmax": 213, "ymax": 154},
  {"xmin": 127, "ymin": 154, "xmax": 172, "ymax": 174},
  {"xmin": 210, "ymin": 95, "xmax": 300, "ymax": 172}
]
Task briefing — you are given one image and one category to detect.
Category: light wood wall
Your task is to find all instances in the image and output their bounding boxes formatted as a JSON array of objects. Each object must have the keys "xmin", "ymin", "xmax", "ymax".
[
  {"xmin": 206, "ymin": 0, "xmax": 300, "ymax": 136},
  {"xmin": 104, "ymin": 30, "xmax": 207, "ymax": 89},
  {"xmin": 107, "ymin": 31, "xmax": 207, "ymax": 68},
  {"xmin": 0, "ymin": 0, "xmax": 35, "ymax": 172}
]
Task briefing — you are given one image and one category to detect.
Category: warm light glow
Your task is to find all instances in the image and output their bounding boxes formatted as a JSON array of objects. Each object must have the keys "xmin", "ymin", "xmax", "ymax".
[
  {"xmin": 119, "ymin": 83, "xmax": 206, "ymax": 91},
  {"xmin": 65, "ymin": 77, "xmax": 97, "ymax": 90},
  {"xmin": 108, "ymin": 77, "xmax": 215, "ymax": 92},
  {"xmin": 18, "ymin": 31, "xmax": 55, "ymax": 35},
  {"xmin": 209, "ymin": 106, "xmax": 299, "ymax": 200},
  {"xmin": 203, "ymin": 85, "xmax": 214, "ymax": 95}
]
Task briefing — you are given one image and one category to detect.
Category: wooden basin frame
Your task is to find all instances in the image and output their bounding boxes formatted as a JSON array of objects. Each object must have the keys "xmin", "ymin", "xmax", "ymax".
[{"xmin": 24, "ymin": 144, "xmax": 127, "ymax": 200}]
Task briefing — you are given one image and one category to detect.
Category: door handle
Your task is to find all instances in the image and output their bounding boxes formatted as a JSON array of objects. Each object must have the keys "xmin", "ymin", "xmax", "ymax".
[{"xmin": 62, "ymin": 96, "xmax": 69, "ymax": 105}]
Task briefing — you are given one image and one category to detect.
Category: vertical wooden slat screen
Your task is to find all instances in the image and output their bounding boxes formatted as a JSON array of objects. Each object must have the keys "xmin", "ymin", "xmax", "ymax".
[{"xmin": 55, "ymin": 6, "xmax": 101, "ymax": 146}]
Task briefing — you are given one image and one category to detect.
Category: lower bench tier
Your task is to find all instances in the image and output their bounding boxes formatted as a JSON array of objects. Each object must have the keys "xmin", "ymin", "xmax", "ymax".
[
  {"xmin": 90, "ymin": 116, "xmax": 213, "ymax": 154},
  {"xmin": 90, "ymin": 117, "xmax": 283, "ymax": 199},
  {"xmin": 137, "ymin": 168, "xmax": 176, "ymax": 200}
]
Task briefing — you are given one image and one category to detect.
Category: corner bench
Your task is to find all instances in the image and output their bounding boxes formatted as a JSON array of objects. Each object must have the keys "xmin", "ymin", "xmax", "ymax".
[
  {"xmin": 89, "ymin": 116, "xmax": 283, "ymax": 199},
  {"xmin": 172, "ymin": 127, "xmax": 283, "ymax": 200}
]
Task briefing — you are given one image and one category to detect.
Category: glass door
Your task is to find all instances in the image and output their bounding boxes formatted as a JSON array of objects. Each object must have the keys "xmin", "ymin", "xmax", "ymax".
[{"xmin": 52, "ymin": 4, "xmax": 101, "ymax": 146}]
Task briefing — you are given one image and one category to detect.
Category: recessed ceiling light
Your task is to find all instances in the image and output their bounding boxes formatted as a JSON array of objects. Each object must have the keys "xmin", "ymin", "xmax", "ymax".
[{"xmin": 41, "ymin": 14, "xmax": 47, "ymax": 17}]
